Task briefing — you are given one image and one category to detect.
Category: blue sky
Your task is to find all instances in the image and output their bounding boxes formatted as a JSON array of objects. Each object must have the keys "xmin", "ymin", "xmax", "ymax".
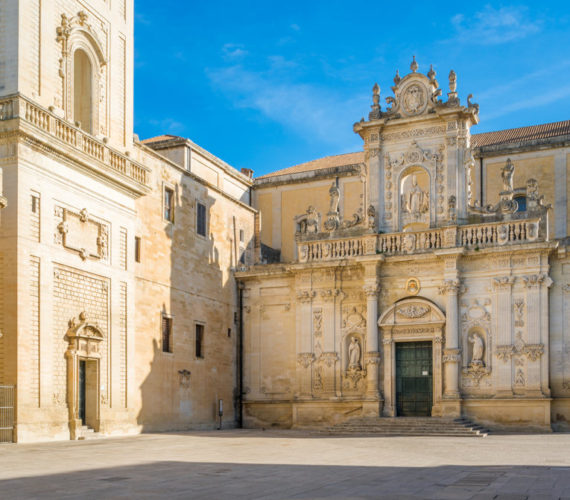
[{"xmin": 134, "ymin": 2, "xmax": 570, "ymax": 177}]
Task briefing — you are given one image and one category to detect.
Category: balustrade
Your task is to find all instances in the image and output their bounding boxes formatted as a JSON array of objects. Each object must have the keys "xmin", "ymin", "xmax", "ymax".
[{"xmin": 0, "ymin": 95, "xmax": 149, "ymax": 188}]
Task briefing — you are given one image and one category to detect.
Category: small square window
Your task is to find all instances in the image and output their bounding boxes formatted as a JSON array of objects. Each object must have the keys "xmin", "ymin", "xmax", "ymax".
[
  {"xmin": 197, "ymin": 203, "xmax": 206, "ymax": 237},
  {"xmin": 195, "ymin": 324, "xmax": 204, "ymax": 358},
  {"xmin": 164, "ymin": 187, "xmax": 174, "ymax": 222},
  {"xmin": 134, "ymin": 236, "xmax": 141, "ymax": 263},
  {"xmin": 161, "ymin": 315, "xmax": 173, "ymax": 353}
]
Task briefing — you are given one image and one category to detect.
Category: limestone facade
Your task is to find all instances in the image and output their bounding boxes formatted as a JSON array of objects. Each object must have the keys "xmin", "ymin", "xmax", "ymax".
[
  {"xmin": 0, "ymin": 0, "xmax": 255, "ymax": 442},
  {"xmin": 240, "ymin": 62, "xmax": 570, "ymax": 431}
]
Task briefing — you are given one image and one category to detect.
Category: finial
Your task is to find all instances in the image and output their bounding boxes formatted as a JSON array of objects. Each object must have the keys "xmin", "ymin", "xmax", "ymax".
[
  {"xmin": 427, "ymin": 64, "xmax": 436, "ymax": 81},
  {"xmin": 394, "ymin": 70, "xmax": 401, "ymax": 85},
  {"xmin": 449, "ymin": 70, "xmax": 457, "ymax": 92},
  {"xmin": 372, "ymin": 83, "xmax": 380, "ymax": 104},
  {"xmin": 410, "ymin": 56, "xmax": 418, "ymax": 73}
]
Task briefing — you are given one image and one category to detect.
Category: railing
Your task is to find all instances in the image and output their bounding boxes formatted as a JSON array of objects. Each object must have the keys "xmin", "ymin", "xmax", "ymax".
[
  {"xmin": 0, "ymin": 95, "xmax": 150, "ymax": 189},
  {"xmin": 0, "ymin": 385, "xmax": 14, "ymax": 443},
  {"xmin": 297, "ymin": 217, "xmax": 544, "ymax": 263}
]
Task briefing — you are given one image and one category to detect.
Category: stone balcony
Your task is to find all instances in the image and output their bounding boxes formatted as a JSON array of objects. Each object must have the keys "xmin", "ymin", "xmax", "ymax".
[
  {"xmin": 0, "ymin": 94, "xmax": 151, "ymax": 195},
  {"xmin": 296, "ymin": 215, "xmax": 548, "ymax": 264}
]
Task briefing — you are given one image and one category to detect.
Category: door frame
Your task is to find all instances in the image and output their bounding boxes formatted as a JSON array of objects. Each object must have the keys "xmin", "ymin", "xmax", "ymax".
[
  {"xmin": 378, "ymin": 297, "xmax": 445, "ymax": 417},
  {"xmin": 395, "ymin": 340, "xmax": 433, "ymax": 416}
]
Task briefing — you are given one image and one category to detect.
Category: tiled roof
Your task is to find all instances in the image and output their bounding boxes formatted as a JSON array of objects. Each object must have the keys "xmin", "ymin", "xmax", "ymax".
[
  {"xmin": 141, "ymin": 134, "xmax": 184, "ymax": 144},
  {"xmin": 256, "ymin": 120, "xmax": 570, "ymax": 180},
  {"xmin": 471, "ymin": 120, "xmax": 570, "ymax": 148},
  {"xmin": 256, "ymin": 151, "xmax": 365, "ymax": 180}
]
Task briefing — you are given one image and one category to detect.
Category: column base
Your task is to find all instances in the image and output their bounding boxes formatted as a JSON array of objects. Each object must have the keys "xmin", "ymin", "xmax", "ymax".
[
  {"xmin": 362, "ymin": 399, "xmax": 383, "ymax": 418},
  {"xmin": 433, "ymin": 399, "xmax": 461, "ymax": 418}
]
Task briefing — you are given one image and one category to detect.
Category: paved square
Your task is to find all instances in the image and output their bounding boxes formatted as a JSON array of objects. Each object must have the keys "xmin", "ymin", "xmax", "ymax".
[{"xmin": 1, "ymin": 430, "xmax": 570, "ymax": 499}]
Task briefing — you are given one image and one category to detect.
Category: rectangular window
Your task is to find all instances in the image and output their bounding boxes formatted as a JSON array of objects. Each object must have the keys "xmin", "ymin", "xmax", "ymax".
[
  {"xmin": 197, "ymin": 203, "xmax": 206, "ymax": 237},
  {"xmin": 134, "ymin": 236, "xmax": 141, "ymax": 263},
  {"xmin": 30, "ymin": 192, "xmax": 40, "ymax": 242},
  {"xmin": 164, "ymin": 187, "xmax": 174, "ymax": 222},
  {"xmin": 239, "ymin": 229, "xmax": 244, "ymax": 243},
  {"xmin": 195, "ymin": 324, "xmax": 204, "ymax": 358},
  {"xmin": 161, "ymin": 315, "xmax": 172, "ymax": 353}
]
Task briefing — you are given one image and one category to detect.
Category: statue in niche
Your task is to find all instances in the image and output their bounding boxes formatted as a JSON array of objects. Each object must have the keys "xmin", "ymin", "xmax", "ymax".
[
  {"xmin": 403, "ymin": 175, "xmax": 428, "ymax": 217},
  {"xmin": 468, "ymin": 332, "xmax": 484, "ymax": 366},
  {"xmin": 348, "ymin": 337, "xmax": 361, "ymax": 370},
  {"xmin": 501, "ymin": 159, "xmax": 515, "ymax": 193},
  {"xmin": 367, "ymin": 205, "xmax": 376, "ymax": 230},
  {"xmin": 294, "ymin": 206, "xmax": 320, "ymax": 234}
]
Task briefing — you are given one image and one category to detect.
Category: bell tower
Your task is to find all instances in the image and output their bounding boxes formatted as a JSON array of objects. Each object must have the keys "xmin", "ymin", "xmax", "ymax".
[
  {"xmin": 354, "ymin": 57, "xmax": 479, "ymax": 232},
  {"xmin": 0, "ymin": 0, "xmax": 134, "ymax": 148}
]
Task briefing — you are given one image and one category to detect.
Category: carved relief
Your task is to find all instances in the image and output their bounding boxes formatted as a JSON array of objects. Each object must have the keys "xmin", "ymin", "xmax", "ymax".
[
  {"xmin": 396, "ymin": 304, "xmax": 430, "ymax": 318},
  {"xmin": 513, "ymin": 299, "xmax": 525, "ymax": 327},
  {"xmin": 495, "ymin": 331, "xmax": 544, "ymax": 362},
  {"xmin": 342, "ymin": 306, "xmax": 366, "ymax": 332},
  {"xmin": 54, "ymin": 206, "xmax": 109, "ymax": 261},
  {"xmin": 294, "ymin": 206, "xmax": 320, "ymax": 234}
]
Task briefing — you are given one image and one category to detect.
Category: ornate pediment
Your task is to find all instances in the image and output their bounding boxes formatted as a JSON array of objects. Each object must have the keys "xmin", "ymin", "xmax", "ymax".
[
  {"xmin": 378, "ymin": 297, "xmax": 445, "ymax": 327},
  {"xmin": 66, "ymin": 312, "xmax": 103, "ymax": 357},
  {"xmin": 362, "ymin": 57, "xmax": 479, "ymax": 122}
]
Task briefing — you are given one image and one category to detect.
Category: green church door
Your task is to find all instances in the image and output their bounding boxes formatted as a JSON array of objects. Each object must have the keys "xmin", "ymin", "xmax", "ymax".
[{"xmin": 396, "ymin": 341, "xmax": 433, "ymax": 416}]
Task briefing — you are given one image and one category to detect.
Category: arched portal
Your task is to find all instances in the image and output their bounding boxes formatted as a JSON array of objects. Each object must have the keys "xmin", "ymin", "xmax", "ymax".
[
  {"xmin": 378, "ymin": 297, "xmax": 445, "ymax": 417},
  {"xmin": 73, "ymin": 49, "xmax": 93, "ymax": 134},
  {"xmin": 65, "ymin": 312, "xmax": 103, "ymax": 439}
]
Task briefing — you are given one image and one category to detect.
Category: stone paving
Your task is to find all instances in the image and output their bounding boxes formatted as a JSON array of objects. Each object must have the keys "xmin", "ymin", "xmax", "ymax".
[{"xmin": 1, "ymin": 430, "xmax": 570, "ymax": 499}]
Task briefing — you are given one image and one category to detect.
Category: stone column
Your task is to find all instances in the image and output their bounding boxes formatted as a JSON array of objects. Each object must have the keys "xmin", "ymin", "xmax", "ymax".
[
  {"xmin": 382, "ymin": 337, "xmax": 395, "ymax": 416},
  {"xmin": 439, "ymin": 279, "xmax": 461, "ymax": 399},
  {"xmin": 493, "ymin": 276, "xmax": 515, "ymax": 396},
  {"xmin": 364, "ymin": 284, "xmax": 380, "ymax": 398}
]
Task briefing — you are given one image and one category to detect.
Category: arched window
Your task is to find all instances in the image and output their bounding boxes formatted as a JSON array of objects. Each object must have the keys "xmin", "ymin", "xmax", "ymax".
[
  {"xmin": 73, "ymin": 49, "xmax": 93, "ymax": 134},
  {"xmin": 514, "ymin": 195, "xmax": 526, "ymax": 213}
]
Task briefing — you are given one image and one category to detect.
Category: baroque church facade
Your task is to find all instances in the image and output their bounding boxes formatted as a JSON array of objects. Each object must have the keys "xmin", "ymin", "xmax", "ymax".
[{"xmin": 0, "ymin": 0, "xmax": 568, "ymax": 442}]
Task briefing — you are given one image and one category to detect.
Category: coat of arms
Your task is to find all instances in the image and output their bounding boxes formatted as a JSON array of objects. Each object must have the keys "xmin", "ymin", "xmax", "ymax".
[{"xmin": 402, "ymin": 84, "xmax": 426, "ymax": 115}]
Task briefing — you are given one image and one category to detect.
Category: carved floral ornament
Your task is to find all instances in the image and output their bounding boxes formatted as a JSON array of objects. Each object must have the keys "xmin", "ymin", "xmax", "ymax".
[
  {"xmin": 396, "ymin": 304, "xmax": 430, "ymax": 319},
  {"xmin": 495, "ymin": 331, "xmax": 544, "ymax": 362}
]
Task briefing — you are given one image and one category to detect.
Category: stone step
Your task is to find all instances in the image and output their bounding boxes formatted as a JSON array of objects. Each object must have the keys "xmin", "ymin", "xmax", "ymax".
[
  {"xmin": 319, "ymin": 417, "xmax": 488, "ymax": 437},
  {"xmin": 77, "ymin": 425, "xmax": 103, "ymax": 440}
]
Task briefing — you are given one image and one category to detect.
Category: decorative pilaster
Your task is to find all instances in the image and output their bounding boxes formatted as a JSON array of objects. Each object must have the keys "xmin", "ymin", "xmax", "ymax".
[
  {"xmin": 438, "ymin": 279, "xmax": 461, "ymax": 398},
  {"xmin": 364, "ymin": 284, "xmax": 380, "ymax": 397},
  {"xmin": 295, "ymin": 289, "xmax": 315, "ymax": 398},
  {"xmin": 493, "ymin": 276, "xmax": 515, "ymax": 396},
  {"xmin": 522, "ymin": 273, "xmax": 552, "ymax": 396}
]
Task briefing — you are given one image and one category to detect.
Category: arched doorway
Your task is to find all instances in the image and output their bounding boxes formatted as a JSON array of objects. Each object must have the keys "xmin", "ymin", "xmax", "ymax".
[
  {"xmin": 378, "ymin": 297, "xmax": 445, "ymax": 417},
  {"xmin": 65, "ymin": 312, "xmax": 103, "ymax": 439}
]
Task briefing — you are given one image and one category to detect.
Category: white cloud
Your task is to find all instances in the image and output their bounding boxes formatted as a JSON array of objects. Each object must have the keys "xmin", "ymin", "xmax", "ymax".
[
  {"xmin": 290, "ymin": 23, "xmax": 301, "ymax": 31},
  {"xmin": 206, "ymin": 62, "xmax": 366, "ymax": 148},
  {"xmin": 222, "ymin": 43, "xmax": 248, "ymax": 60},
  {"xmin": 483, "ymin": 84, "xmax": 570, "ymax": 121},
  {"xmin": 450, "ymin": 5, "xmax": 541, "ymax": 45}
]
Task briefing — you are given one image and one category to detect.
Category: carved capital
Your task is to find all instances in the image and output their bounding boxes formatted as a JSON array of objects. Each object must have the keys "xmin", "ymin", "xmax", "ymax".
[
  {"xmin": 363, "ymin": 284, "xmax": 380, "ymax": 298},
  {"xmin": 438, "ymin": 279, "xmax": 461, "ymax": 295},
  {"xmin": 382, "ymin": 338, "xmax": 393, "ymax": 346},
  {"xmin": 318, "ymin": 351, "xmax": 339, "ymax": 367},
  {"xmin": 442, "ymin": 348, "xmax": 462, "ymax": 363},
  {"xmin": 296, "ymin": 352, "xmax": 315, "ymax": 369},
  {"xmin": 523, "ymin": 344, "xmax": 544, "ymax": 362},
  {"xmin": 365, "ymin": 352, "xmax": 381, "ymax": 365},
  {"xmin": 493, "ymin": 276, "xmax": 515, "ymax": 291},
  {"xmin": 296, "ymin": 290, "xmax": 316, "ymax": 304},
  {"xmin": 522, "ymin": 273, "xmax": 552, "ymax": 289},
  {"xmin": 320, "ymin": 289, "xmax": 342, "ymax": 302},
  {"xmin": 495, "ymin": 345, "xmax": 514, "ymax": 361}
]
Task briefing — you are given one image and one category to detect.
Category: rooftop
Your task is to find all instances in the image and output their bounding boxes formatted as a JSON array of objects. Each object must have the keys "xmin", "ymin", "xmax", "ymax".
[{"xmin": 256, "ymin": 119, "xmax": 570, "ymax": 181}]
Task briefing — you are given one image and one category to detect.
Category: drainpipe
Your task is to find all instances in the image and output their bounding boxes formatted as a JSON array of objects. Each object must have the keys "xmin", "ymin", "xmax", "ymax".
[
  {"xmin": 237, "ymin": 282, "xmax": 244, "ymax": 427},
  {"xmin": 479, "ymin": 156, "xmax": 484, "ymax": 206}
]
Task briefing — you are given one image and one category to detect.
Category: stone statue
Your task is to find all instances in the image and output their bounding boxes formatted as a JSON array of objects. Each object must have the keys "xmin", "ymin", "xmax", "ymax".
[
  {"xmin": 464, "ymin": 151, "xmax": 475, "ymax": 206},
  {"xmin": 469, "ymin": 333, "xmax": 484, "ymax": 366},
  {"xmin": 348, "ymin": 337, "xmax": 361, "ymax": 370},
  {"xmin": 328, "ymin": 182, "xmax": 340, "ymax": 214},
  {"xmin": 294, "ymin": 206, "xmax": 320, "ymax": 234},
  {"xmin": 405, "ymin": 175, "xmax": 428, "ymax": 217},
  {"xmin": 367, "ymin": 205, "xmax": 376, "ymax": 230},
  {"xmin": 501, "ymin": 159, "xmax": 515, "ymax": 193}
]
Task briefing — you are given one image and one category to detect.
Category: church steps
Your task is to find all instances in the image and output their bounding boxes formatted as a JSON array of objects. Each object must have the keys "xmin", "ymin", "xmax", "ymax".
[{"xmin": 315, "ymin": 417, "xmax": 488, "ymax": 437}]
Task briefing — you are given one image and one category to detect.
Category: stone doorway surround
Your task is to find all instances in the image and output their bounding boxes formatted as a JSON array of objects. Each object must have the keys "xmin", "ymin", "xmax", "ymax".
[
  {"xmin": 378, "ymin": 297, "xmax": 446, "ymax": 417},
  {"xmin": 65, "ymin": 312, "xmax": 103, "ymax": 440}
]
